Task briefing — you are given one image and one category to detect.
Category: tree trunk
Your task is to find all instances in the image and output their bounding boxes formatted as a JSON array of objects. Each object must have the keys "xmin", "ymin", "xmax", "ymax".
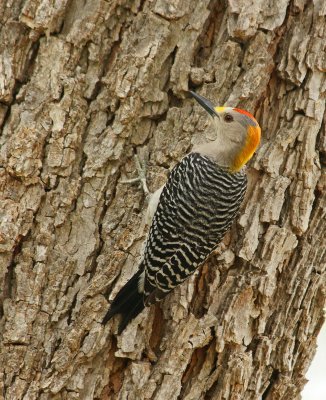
[{"xmin": 0, "ymin": 0, "xmax": 325, "ymax": 399}]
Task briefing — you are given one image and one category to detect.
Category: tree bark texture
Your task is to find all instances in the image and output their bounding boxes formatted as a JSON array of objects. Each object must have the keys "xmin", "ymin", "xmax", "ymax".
[{"xmin": 0, "ymin": 0, "xmax": 325, "ymax": 399}]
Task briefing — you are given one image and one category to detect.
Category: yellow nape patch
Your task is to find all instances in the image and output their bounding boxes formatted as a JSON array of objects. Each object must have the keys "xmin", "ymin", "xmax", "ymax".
[
  {"xmin": 214, "ymin": 106, "xmax": 226, "ymax": 113},
  {"xmin": 231, "ymin": 125, "xmax": 261, "ymax": 172}
]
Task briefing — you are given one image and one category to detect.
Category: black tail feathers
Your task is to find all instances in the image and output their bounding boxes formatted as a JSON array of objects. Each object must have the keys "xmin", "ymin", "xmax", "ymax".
[{"xmin": 102, "ymin": 270, "xmax": 145, "ymax": 334}]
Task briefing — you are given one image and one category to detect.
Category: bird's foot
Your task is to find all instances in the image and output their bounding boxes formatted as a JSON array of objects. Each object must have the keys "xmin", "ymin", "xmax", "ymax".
[{"xmin": 121, "ymin": 152, "xmax": 150, "ymax": 196}]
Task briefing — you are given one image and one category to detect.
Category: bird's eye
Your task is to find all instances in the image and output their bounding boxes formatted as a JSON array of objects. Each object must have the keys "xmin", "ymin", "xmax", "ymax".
[{"xmin": 224, "ymin": 113, "xmax": 234, "ymax": 123}]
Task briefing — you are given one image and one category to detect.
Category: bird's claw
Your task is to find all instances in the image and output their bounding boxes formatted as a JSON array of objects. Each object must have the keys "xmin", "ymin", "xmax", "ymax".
[{"xmin": 120, "ymin": 153, "xmax": 150, "ymax": 196}]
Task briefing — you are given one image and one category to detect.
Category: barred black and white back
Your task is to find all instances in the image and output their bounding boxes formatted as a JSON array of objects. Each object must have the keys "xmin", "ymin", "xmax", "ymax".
[
  {"xmin": 102, "ymin": 152, "xmax": 246, "ymax": 333},
  {"xmin": 142, "ymin": 152, "xmax": 246, "ymax": 304}
]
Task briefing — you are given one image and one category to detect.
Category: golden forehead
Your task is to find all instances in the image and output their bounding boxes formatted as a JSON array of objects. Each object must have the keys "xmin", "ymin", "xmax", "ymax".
[{"xmin": 214, "ymin": 106, "xmax": 226, "ymax": 113}]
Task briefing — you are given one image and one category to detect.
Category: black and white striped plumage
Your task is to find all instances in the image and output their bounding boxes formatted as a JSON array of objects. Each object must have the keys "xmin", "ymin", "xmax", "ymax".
[
  {"xmin": 143, "ymin": 152, "xmax": 246, "ymax": 301},
  {"xmin": 102, "ymin": 152, "xmax": 247, "ymax": 333}
]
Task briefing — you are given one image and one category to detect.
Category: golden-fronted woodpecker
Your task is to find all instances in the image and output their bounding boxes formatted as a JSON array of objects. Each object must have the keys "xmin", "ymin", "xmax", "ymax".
[{"xmin": 102, "ymin": 91, "xmax": 261, "ymax": 333}]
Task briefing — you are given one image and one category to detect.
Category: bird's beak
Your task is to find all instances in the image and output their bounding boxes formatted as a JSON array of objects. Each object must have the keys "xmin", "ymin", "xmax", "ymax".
[{"xmin": 189, "ymin": 91, "xmax": 219, "ymax": 119}]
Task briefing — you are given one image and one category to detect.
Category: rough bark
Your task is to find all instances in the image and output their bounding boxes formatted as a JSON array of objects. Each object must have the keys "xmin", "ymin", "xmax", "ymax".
[{"xmin": 0, "ymin": 0, "xmax": 325, "ymax": 399}]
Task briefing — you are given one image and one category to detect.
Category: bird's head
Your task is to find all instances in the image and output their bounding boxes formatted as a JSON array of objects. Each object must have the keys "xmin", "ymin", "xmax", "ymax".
[{"xmin": 190, "ymin": 91, "xmax": 261, "ymax": 172}]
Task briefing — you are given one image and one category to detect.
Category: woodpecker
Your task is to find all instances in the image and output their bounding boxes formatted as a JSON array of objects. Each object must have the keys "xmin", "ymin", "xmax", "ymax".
[{"xmin": 102, "ymin": 91, "xmax": 261, "ymax": 333}]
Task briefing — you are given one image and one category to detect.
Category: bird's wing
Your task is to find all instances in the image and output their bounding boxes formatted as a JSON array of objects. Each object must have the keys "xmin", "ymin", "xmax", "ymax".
[{"xmin": 143, "ymin": 152, "xmax": 246, "ymax": 305}]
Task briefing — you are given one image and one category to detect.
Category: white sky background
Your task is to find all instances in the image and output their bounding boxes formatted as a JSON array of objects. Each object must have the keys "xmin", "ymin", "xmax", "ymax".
[{"xmin": 302, "ymin": 322, "xmax": 326, "ymax": 399}]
